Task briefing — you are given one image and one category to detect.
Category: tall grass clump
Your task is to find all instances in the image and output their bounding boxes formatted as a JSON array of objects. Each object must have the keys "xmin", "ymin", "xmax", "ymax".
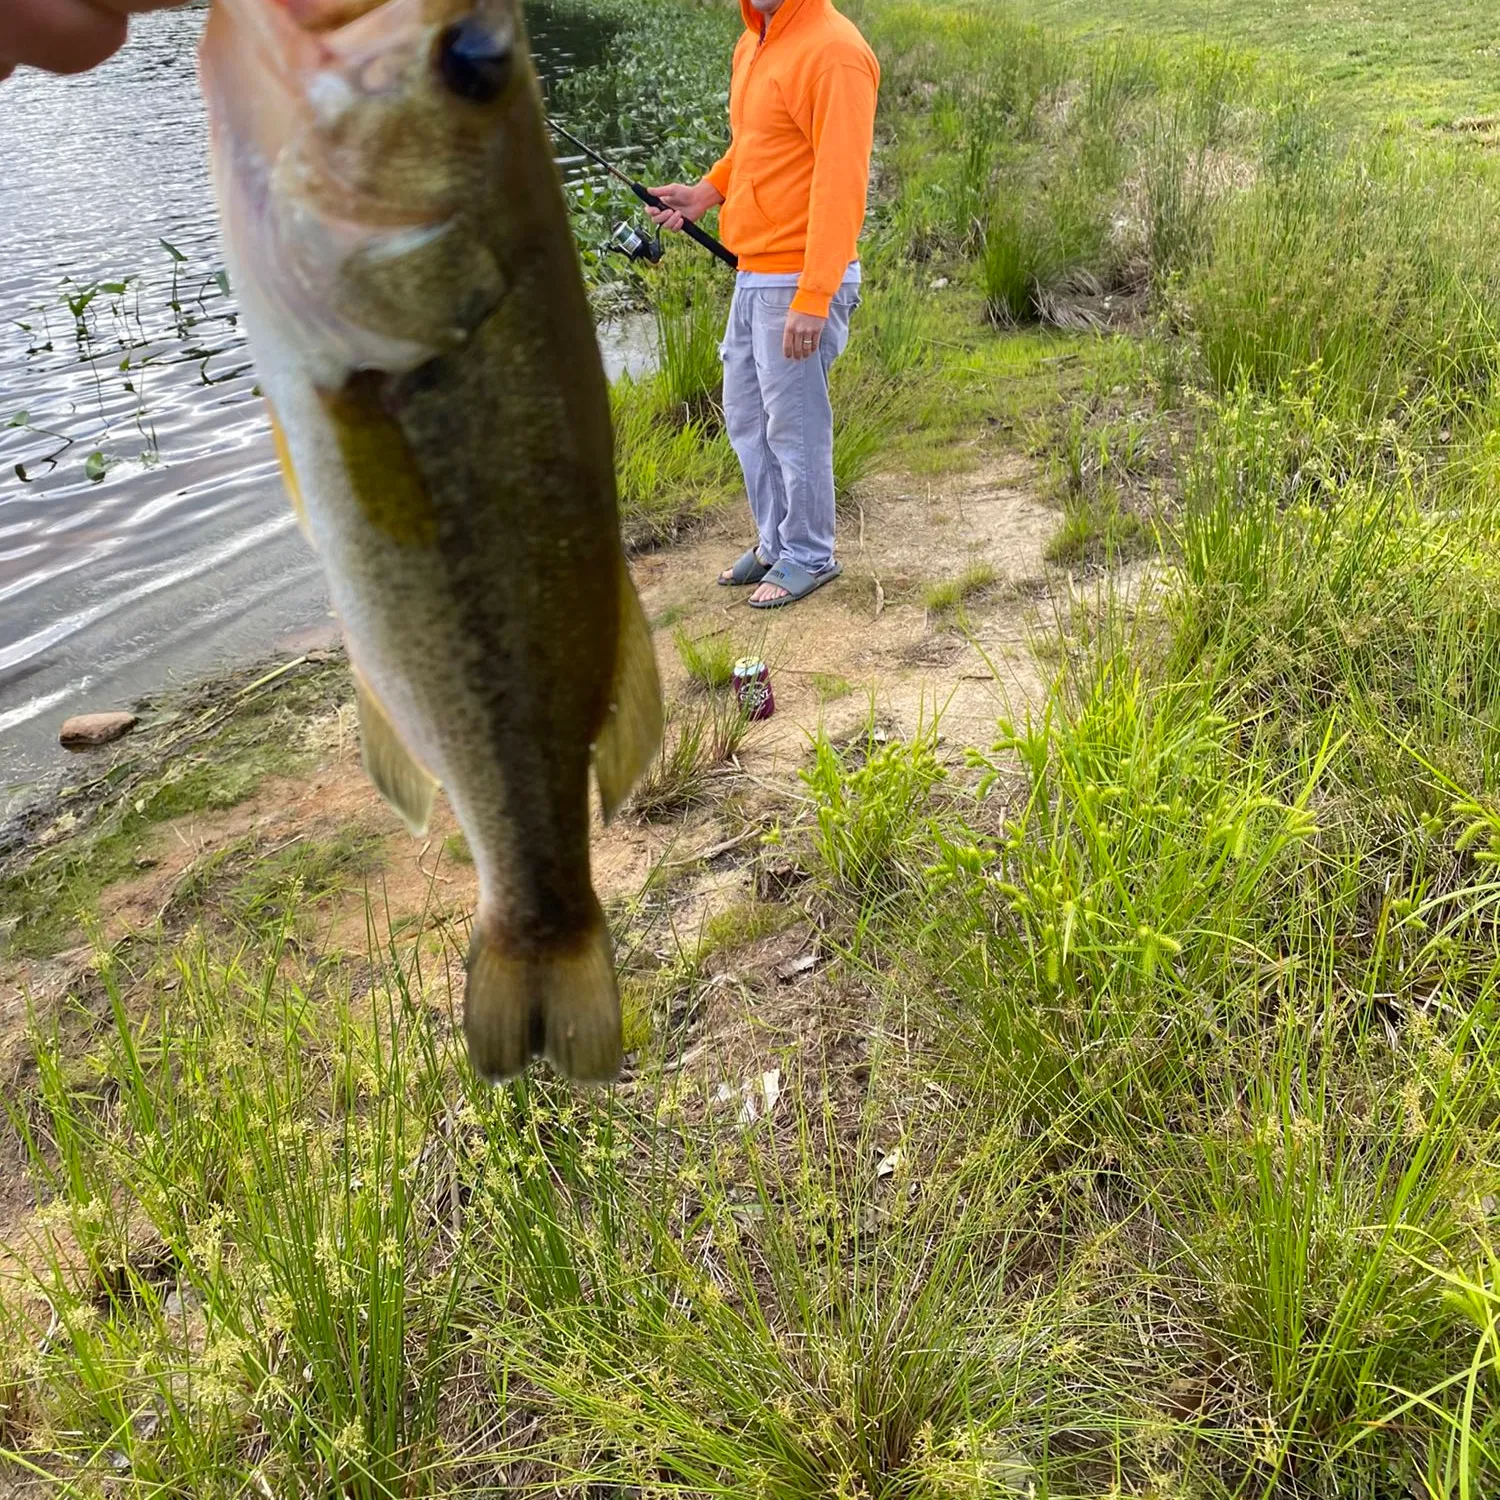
[
  {"xmin": 859, "ymin": 274, "xmax": 933, "ymax": 379},
  {"xmin": 651, "ymin": 255, "xmax": 728, "ymax": 419},
  {"xmin": 672, "ymin": 624, "xmax": 738, "ymax": 690},
  {"xmin": 1170, "ymin": 381, "xmax": 1500, "ymax": 791},
  {"xmin": 611, "ymin": 372, "xmax": 737, "ymax": 545},
  {"xmin": 1044, "ymin": 483, "xmax": 1148, "ymax": 564},
  {"xmin": 1139, "ymin": 101, "xmax": 1215, "ymax": 284},
  {"xmin": 1, "ymin": 930, "xmax": 469, "ymax": 1494},
  {"xmin": 980, "ymin": 194, "xmax": 1047, "ymax": 324},
  {"xmin": 630, "ymin": 693, "xmax": 752, "ymax": 817},
  {"xmin": 1078, "ymin": 36, "xmax": 1162, "ymax": 127},
  {"xmin": 1186, "ymin": 148, "xmax": 1500, "ymax": 424},
  {"xmin": 923, "ymin": 558, "xmax": 997, "ymax": 613},
  {"xmin": 831, "ymin": 371, "xmax": 902, "ymax": 499},
  {"xmin": 826, "ymin": 277, "xmax": 933, "ymax": 499}
]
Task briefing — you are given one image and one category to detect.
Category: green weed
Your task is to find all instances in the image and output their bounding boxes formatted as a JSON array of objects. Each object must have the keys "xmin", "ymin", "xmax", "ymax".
[
  {"xmin": 672, "ymin": 625, "xmax": 738, "ymax": 691},
  {"xmin": 803, "ymin": 714, "xmax": 946, "ymax": 902},
  {"xmin": 831, "ymin": 363, "xmax": 903, "ymax": 499},
  {"xmin": 859, "ymin": 274, "xmax": 933, "ymax": 379},
  {"xmin": 812, "ymin": 672, "xmax": 854, "ymax": 703},
  {"xmin": 1045, "ymin": 484, "xmax": 1150, "ymax": 565},
  {"xmin": 651, "ymin": 255, "xmax": 727, "ymax": 419},
  {"xmin": 980, "ymin": 194, "xmax": 1046, "ymax": 324},
  {"xmin": 694, "ymin": 896, "xmax": 798, "ymax": 961},
  {"xmin": 611, "ymin": 373, "xmax": 738, "ymax": 546},
  {"xmin": 924, "ymin": 560, "xmax": 999, "ymax": 612},
  {"xmin": 630, "ymin": 695, "xmax": 753, "ymax": 819}
]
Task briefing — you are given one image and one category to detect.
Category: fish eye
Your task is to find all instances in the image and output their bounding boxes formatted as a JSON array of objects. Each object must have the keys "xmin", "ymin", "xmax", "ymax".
[{"xmin": 437, "ymin": 18, "xmax": 514, "ymax": 104}]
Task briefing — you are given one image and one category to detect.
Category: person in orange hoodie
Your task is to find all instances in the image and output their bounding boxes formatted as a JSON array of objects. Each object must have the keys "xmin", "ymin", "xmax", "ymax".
[{"xmin": 649, "ymin": 0, "xmax": 879, "ymax": 608}]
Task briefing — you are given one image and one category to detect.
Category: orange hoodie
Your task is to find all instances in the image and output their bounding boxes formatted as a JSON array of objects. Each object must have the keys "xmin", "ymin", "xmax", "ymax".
[{"xmin": 704, "ymin": 0, "xmax": 879, "ymax": 318}]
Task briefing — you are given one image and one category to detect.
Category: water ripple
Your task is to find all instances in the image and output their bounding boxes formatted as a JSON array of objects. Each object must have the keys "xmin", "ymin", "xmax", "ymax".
[{"xmin": 0, "ymin": 3, "xmax": 652, "ymax": 814}]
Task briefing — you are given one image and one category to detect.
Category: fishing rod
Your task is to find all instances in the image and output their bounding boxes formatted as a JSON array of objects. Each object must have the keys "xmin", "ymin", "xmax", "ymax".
[{"xmin": 547, "ymin": 117, "xmax": 739, "ymax": 271}]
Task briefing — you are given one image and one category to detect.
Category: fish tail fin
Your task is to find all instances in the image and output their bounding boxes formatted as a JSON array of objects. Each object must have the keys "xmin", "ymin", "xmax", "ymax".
[{"xmin": 463, "ymin": 900, "xmax": 623, "ymax": 1083}]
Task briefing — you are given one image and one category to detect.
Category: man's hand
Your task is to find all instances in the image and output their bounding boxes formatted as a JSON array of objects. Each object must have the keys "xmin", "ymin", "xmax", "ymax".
[
  {"xmin": 783, "ymin": 308, "xmax": 827, "ymax": 361},
  {"xmin": 646, "ymin": 180, "xmax": 724, "ymax": 234},
  {"xmin": 0, "ymin": 0, "xmax": 180, "ymax": 82}
]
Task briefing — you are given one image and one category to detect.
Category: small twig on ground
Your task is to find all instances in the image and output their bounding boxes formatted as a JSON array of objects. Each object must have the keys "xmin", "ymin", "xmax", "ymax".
[{"xmin": 667, "ymin": 826, "xmax": 761, "ymax": 868}]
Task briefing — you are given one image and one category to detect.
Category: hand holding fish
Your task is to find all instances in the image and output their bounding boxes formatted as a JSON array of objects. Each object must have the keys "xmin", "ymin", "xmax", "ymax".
[{"xmin": 0, "ymin": 0, "xmax": 181, "ymax": 82}]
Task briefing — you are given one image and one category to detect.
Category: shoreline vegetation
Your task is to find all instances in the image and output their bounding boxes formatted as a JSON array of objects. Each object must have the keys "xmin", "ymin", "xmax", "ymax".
[{"xmin": 7, "ymin": 0, "xmax": 1500, "ymax": 1493}]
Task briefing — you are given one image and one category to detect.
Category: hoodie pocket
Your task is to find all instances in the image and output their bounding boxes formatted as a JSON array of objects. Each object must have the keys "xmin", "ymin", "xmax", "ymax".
[{"xmin": 723, "ymin": 174, "xmax": 774, "ymax": 251}]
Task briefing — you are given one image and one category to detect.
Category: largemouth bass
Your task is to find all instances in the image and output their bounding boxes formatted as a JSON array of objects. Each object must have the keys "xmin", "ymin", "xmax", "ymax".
[{"xmin": 199, "ymin": 0, "xmax": 662, "ymax": 1080}]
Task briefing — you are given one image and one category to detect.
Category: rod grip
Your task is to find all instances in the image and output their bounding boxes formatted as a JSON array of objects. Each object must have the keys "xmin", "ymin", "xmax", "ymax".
[{"xmin": 630, "ymin": 182, "xmax": 739, "ymax": 270}]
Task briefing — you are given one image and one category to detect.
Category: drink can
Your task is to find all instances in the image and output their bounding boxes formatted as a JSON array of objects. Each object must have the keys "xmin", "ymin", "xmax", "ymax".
[{"xmin": 731, "ymin": 657, "xmax": 775, "ymax": 721}]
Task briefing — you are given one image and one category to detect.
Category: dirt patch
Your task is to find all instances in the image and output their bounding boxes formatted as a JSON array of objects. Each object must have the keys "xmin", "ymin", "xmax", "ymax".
[
  {"xmin": 639, "ymin": 455, "xmax": 1059, "ymax": 770},
  {"xmin": 0, "ymin": 456, "xmax": 1063, "ymax": 1064}
]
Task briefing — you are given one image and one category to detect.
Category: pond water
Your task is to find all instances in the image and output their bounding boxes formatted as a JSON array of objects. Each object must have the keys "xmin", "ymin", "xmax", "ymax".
[{"xmin": 0, "ymin": 1, "xmax": 654, "ymax": 813}]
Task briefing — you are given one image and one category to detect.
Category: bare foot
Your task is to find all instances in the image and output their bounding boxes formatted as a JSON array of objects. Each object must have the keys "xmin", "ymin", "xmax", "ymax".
[{"xmin": 748, "ymin": 579, "xmax": 789, "ymax": 604}]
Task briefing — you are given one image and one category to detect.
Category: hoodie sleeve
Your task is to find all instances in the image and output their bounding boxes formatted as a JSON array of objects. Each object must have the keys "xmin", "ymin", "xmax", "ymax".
[
  {"xmin": 793, "ymin": 59, "xmax": 878, "ymax": 318},
  {"xmin": 704, "ymin": 139, "xmax": 735, "ymax": 200}
]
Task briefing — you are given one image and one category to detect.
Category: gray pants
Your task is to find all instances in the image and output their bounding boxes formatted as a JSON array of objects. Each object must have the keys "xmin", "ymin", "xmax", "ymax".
[{"xmin": 720, "ymin": 277, "xmax": 861, "ymax": 575}]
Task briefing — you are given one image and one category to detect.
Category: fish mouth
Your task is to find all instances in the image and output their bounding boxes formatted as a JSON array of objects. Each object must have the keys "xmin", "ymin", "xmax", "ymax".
[
  {"xmin": 270, "ymin": 0, "xmax": 397, "ymax": 33},
  {"xmin": 241, "ymin": 0, "xmax": 521, "ymax": 108},
  {"xmin": 265, "ymin": 0, "xmax": 512, "ymax": 38}
]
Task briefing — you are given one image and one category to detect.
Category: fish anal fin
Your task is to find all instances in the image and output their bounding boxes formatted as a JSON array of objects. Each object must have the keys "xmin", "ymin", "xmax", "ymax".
[
  {"xmin": 265, "ymin": 400, "xmax": 313, "ymax": 545},
  {"xmin": 593, "ymin": 554, "xmax": 664, "ymax": 823},
  {"xmin": 464, "ymin": 901, "xmax": 622, "ymax": 1083},
  {"xmin": 353, "ymin": 668, "xmax": 438, "ymax": 836}
]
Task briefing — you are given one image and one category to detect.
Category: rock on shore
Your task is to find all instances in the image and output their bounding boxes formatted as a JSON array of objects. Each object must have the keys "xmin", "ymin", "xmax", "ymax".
[{"xmin": 59, "ymin": 712, "xmax": 138, "ymax": 751}]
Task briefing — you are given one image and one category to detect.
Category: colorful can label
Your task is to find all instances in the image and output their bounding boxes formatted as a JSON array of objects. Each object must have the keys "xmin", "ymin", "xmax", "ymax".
[{"xmin": 731, "ymin": 657, "xmax": 775, "ymax": 720}]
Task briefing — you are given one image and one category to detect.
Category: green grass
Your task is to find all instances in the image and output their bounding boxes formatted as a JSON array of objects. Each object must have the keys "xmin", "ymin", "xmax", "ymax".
[
  {"xmin": 1045, "ymin": 484, "xmax": 1149, "ymax": 565},
  {"xmin": 172, "ymin": 827, "xmax": 383, "ymax": 931},
  {"xmin": 1020, "ymin": 0, "xmax": 1500, "ymax": 128},
  {"xmin": 693, "ymin": 895, "xmax": 800, "ymax": 961},
  {"xmin": 610, "ymin": 371, "xmax": 738, "ymax": 547},
  {"xmin": 672, "ymin": 625, "xmax": 739, "ymax": 691},
  {"xmin": 629, "ymin": 694, "xmax": 754, "ymax": 819},
  {"xmin": 0, "ymin": 658, "xmax": 351, "ymax": 958},
  {"xmin": 923, "ymin": 560, "xmax": 999, "ymax": 613},
  {"xmin": 650, "ymin": 255, "xmax": 728, "ymax": 420},
  {"xmin": 979, "ymin": 195, "xmax": 1048, "ymax": 324}
]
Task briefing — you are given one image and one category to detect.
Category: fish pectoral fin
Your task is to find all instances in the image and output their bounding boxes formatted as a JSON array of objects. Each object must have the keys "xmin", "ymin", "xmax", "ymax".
[
  {"xmin": 265, "ymin": 400, "xmax": 314, "ymax": 547},
  {"xmin": 593, "ymin": 554, "xmax": 664, "ymax": 823},
  {"xmin": 464, "ymin": 900, "xmax": 622, "ymax": 1083},
  {"xmin": 354, "ymin": 671, "xmax": 439, "ymax": 836}
]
